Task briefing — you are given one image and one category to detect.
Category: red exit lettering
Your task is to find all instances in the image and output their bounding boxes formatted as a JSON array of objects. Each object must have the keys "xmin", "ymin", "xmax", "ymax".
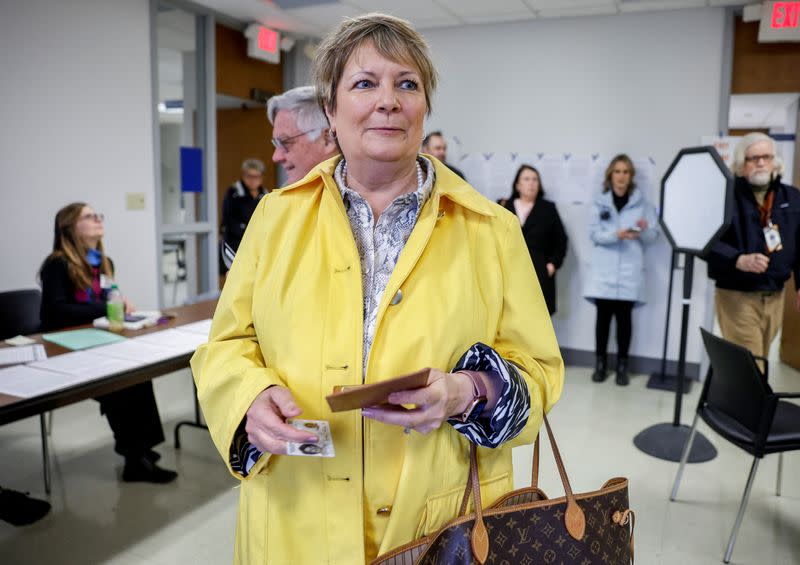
[
  {"xmin": 771, "ymin": 2, "xmax": 800, "ymax": 29},
  {"xmin": 257, "ymin": 27, "xmax": 278, "ymax": 53}
]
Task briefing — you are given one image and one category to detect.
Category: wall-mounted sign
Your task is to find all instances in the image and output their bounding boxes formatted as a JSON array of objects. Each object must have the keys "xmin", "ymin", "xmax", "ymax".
[
  {"xmin": 244, "ymin": 23, "xmax": 281, "ymax": 64},
  {"xmin": 759, "ymin": 1, "xmax": 800, "ymax": 42}
]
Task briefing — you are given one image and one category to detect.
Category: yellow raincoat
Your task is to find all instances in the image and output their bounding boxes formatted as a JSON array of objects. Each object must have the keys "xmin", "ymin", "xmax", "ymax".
[{"xmin": 191, "ymin": 156, "xmax": 564, "ymax": 564}]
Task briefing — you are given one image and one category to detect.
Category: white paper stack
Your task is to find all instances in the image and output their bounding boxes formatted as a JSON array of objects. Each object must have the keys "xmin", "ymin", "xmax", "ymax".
[
  {"xmin": 135, "ymin": 329, "xmax": 207, "ymax": 354},
  {"xmin": 29, "ymin": 351, "xmax": 143, "ymax": 380},
  {"xmin": 175, "ymin": 319, "xmax": 212, "ymax": 337},
  {"xmin": 91, "ymin": 340, "xmax": 179, "ymax": 363},
  {"xmin": 0, "ymin": 365, "xmax": 92, "ymax": 398},
  {"xmin": 0, "ymin": 344, "xmax": 47, "ymax": 366}
]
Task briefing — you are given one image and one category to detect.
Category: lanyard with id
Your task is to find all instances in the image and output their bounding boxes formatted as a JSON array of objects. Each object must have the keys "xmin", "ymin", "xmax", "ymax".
[{"xmin": 759, "ymin": 190, "xmax": 783, "ymax": 253}]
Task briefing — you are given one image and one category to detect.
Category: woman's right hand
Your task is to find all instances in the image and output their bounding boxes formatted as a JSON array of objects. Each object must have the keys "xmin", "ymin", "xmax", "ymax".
[{"xmin": 245, "ymin": 386, "xmax": 317, "ymax": 454}]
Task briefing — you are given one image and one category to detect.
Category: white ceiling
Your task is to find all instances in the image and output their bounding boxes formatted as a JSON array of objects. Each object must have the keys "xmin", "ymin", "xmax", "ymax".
[
  {"xmin": 192, "ymin": 0, "xmax": 751, "ymax": 38},
  {"xmin": 168, "ymin": 0, "xmax": 800, "ymax": 128}
]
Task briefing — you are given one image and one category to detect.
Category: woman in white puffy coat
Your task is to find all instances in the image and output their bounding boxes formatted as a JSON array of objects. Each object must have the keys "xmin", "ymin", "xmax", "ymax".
[{"xmin": 583, "ymin": 154, "xmax": 659, "ymax": 385}]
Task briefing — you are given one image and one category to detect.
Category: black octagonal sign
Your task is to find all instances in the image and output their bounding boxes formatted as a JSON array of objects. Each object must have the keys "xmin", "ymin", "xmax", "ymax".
[{"xmin": 659, "ymin": 146, "xmax": 734, "ymax": 257}]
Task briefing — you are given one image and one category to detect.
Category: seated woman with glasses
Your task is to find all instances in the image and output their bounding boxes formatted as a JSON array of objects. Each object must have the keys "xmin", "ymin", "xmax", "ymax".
[{"xmin": 38, "ymin": 202, "xmax": 177, "ymax": 484}]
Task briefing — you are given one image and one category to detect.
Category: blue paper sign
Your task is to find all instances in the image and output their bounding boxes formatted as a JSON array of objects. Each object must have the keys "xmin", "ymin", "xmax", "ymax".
[{"xmin": 180, "ymin": 147, "xmax": 203, "ymax": 193}]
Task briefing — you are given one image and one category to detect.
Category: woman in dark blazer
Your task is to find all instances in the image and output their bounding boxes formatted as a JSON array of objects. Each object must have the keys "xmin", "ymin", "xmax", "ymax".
[{"xmin": 501, "ymin": 165, "xmax": 568, "ymax": 314}]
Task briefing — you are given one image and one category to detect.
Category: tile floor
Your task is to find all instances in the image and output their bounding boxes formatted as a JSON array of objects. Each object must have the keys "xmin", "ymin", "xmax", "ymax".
[{"xmin": 1, "ymin": 358, "xmax": 798, "ymax": 564}]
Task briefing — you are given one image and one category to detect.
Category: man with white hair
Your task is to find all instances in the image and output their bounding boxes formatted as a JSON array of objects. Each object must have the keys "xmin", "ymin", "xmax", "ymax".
[
  {"xmin": 707, "ymin": 132, "xmax": 800, "ymax": 359},
  {"xmin": 221, "ymin": 87, "xmax": 338, "ymax": 272},
  {"xmin": 267, "ymin": 85, "xmax": 338, "ymax": 185}
]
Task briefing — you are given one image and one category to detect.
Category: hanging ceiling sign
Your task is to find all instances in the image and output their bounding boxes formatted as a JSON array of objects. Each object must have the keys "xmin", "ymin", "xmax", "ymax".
[
  {"xmin": 759, "ymin": 1, "xmax": 800, "ymax": 42},
  {"xmin": 244, "ymin": 24, "xmax": 281, "ymax": 64}
]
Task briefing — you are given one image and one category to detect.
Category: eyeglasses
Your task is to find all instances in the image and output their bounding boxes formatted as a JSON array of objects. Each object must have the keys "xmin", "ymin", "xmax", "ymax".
[
  {"xmin": 270, "ymin": 128, "xmax": 323, "ymax": 152},
  {"xmin": 744, "ymin": 154, "xmax": 774, "ymax": 164},
  {"xmin": 79, "ymin": 213, "xmax": 104, "ymax": 222}
]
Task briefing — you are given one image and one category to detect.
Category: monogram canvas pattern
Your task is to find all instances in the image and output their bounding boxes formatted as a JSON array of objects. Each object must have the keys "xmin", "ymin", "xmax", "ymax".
[
  {"xmin": 373, "ymin": 483, "xmax": 633, "ymax": 565},
  {"xmin": 416, "ymin": 487, "xmax": 632, "ymax": 565}
]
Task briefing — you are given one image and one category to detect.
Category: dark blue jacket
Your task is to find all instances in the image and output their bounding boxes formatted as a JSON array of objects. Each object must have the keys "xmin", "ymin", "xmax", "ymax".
[{"xmin": 707, "ymin": 176, "xmax": 800, "ymax": 292}]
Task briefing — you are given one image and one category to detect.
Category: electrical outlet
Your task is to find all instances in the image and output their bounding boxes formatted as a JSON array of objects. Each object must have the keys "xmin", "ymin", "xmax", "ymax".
[{"xmin": 126, "ymin": 192, "xmax": 145, "ymax": 210}]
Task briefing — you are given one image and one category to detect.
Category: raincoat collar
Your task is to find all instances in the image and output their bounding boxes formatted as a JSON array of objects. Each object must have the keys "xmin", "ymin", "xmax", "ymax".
[{"xmin": 280, "ymin": 154, "xmax": 496, "ymax": 218}]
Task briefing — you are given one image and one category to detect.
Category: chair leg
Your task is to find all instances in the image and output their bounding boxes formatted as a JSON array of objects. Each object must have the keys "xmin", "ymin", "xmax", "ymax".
[
  {"xmin": 47, "ymin": 411, "xmax": 53, "ymax": 437},
  {"xmin": 670, "ymin": 412, "xmax": 700, "ymax": 501},
  {"xmin": 39, "ymin": 414, "xmax": 51, "ymax": 495},
  {"xmin": 724, "ymin": 457, "xmax": 760, "ymax": 564},
  {"xmin": 776, "ymin": 453, "xmax": 783, "ymax": 497}
]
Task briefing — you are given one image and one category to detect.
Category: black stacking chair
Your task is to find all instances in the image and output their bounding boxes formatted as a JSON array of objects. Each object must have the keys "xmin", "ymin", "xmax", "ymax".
[
  {"xmin": 0, "ymin": 289, "xmax": 41, "ymax": 339},
  {"xmin": 0, "ymin": 289, "xmax": 54, "ymax": 494},
  {"xmin": 670, "ymin": 328, "xmax": 800, "ymax": 563}
]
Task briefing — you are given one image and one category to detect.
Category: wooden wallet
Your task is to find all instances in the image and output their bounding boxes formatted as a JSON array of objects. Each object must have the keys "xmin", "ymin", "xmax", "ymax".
[{"xmin": 325, "ymin": 368, "xmax": 431, "ymax": 412}]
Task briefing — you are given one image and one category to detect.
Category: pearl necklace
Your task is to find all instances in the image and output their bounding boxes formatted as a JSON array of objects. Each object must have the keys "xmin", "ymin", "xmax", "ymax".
[{"xmin": 341, "ymin": 160, "xmax": 424, "ymax": 193}]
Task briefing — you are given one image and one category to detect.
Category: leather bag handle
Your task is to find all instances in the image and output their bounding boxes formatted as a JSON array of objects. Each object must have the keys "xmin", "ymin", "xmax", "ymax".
[{"xmin": 460, "ymin": 414, "xmax": 586, "ymax": 563}]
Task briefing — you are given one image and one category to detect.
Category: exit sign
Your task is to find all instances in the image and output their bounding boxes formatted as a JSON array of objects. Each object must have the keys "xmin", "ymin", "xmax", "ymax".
[
  {"xmin": 759, "ymin": 1, "xmax": 800, "ymax": 42},
  {"xmin": 244, "ymin": 23, "xmax": 281, "ymax": 64}
]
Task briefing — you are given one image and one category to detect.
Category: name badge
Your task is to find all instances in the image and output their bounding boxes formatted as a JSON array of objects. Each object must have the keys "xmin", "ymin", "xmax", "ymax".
[
  {"xmin": 100, "ymin": 274, "xmax": 112, "ymax": 290},
  {"xmin": 763, "ymin": 222, "xmax": 783, "ymax": 253}
]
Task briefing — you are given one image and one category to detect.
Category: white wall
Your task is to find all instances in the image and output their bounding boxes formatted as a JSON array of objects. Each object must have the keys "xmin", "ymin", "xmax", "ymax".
[
  {"xmin": 423, "ymin": 8, "xmax": 727, "ymax": 365},
  {"xmin": 0, "ymin": 0, "xmax": 159, "ymax": 308}
]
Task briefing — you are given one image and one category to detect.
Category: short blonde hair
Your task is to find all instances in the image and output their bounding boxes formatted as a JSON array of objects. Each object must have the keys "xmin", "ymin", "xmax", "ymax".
[
  {"xmin": 731, "ymin": 132, "xmax": 785, "ymax": 177},
  {"xmin": 313, "ymin": 13, "xmax": 438, "ymax": 117}
]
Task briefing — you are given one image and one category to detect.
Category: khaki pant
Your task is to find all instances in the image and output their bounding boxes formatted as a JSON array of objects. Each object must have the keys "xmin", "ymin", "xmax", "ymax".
[{"xmin": 715, "ymin": 288, "xmax": 784, "ymax": 359}]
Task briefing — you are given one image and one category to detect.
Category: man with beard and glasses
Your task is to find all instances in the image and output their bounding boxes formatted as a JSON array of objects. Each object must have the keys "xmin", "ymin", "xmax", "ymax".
[{"xmin": 707, "ymin": 132, "xmax": 800, "ymax": 360}]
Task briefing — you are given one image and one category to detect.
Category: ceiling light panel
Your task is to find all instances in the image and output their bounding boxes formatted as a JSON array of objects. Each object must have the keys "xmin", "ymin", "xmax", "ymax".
[
  {"xmin": 282, "ymin": 2, "xmax": 365, "ymax": 32},
  {"xmin": 346, "ymin": 0, "xmax": 457, "ymax": 21},
  {"xmin": 272, "ymin": 0, "xmax": 340, "ymax": 8},
  {"xmin": 435, "ymin": 0, "xmax": 533, "ymax": 18},
  {"xmin": 618, "ymin": 0, "xmax": 707, "ymax": 13},
  {"xmin": 524, "ymin": 0, "xmax": 615, "ymax": 8},
  {"xmin": 537, "ymin": 4, "xmax": 620, "ymax": 18}
]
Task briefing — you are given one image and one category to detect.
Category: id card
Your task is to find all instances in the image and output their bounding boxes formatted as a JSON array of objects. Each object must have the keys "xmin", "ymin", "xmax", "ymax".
[
  {"xmin": 286, "ymin": 419, "xmax": 335, "ymax": 458},
  {"xmin": 764, "ymin": 223, "xmax": 783, "ymax": 253}
]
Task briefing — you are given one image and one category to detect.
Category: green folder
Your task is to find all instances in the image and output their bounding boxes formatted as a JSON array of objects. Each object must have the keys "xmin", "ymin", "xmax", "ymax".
[{"xmin": 42, "ymin": 328, "xmax": 127, "ymax": 350}]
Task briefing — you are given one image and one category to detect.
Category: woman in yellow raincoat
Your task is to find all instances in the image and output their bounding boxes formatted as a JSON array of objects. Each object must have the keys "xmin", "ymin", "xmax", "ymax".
[{"xmin": 191, "ymin": 13, "xmax": 564, "ymax": 565}]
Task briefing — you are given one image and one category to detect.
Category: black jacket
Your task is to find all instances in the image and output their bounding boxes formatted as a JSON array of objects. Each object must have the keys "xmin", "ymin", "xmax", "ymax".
[
  {"xmin": 502, "ymin": 197, "xmax": 568, "ymax": 314},
  {"xmin": 444, "ymin": 162, "xmax": 466, "ymax": 181},
  {"xmin": 220, "ymin": 181, "xmax": 266, "ymax": 253},
  {"xmin": 39, "ymin": 256, "xmax": 113, "ymax": 331},
  {"xmin": 707, "ymin": 176, "xmax": 800, "ymax": 292}
]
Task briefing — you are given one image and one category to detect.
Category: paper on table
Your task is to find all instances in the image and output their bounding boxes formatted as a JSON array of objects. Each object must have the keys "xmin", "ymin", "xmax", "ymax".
[
  {"xmin": 135, "ymin": 329, "xmax": 207, "ymax": 353},
  {"xmin": 4, "ymin": 335, "xmax": 37, "ymax": 346},
  {"xmin": 0, "ymin": 344, "xmax": 47, "ymax": 366},
  {"xmin": 42, "ymin": 329, "xmax": 127, "ymax": 350},
  {"xmin": 91, "ymin": 340, "xmax": 180, "ymax": 363},
  {"xmin": 28, "ymin": 351, "xmax": 143, "ymax": 379},
  {"xmin": 175, "ymin": 319, "xmax": 213, "ymax": 336},
  {"xmin": 0, "ymin": 365, "xmax": 93, "ymax": 398}
]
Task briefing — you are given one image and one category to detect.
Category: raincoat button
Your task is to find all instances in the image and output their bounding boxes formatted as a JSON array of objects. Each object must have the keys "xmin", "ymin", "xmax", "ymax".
[
  {"xmin": 377, "ymin": 506, "xmax": 392, "ymax": 516},
  {"xmin": 390, "ymin": 289, "xmax": 403, "ymax": 305}
]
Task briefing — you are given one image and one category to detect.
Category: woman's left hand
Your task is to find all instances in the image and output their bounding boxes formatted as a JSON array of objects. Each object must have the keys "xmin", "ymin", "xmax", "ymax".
[
  {"xmin": 123, "ymin": 297, "xmax": 135, "ymax": 314},
  {"xmin": 636, "ymin": 218, "xmax": 648, "ymax": 230},
  {"xmin": 546, "ymin": 263, "xmax": 556, "ymax": 277},
  {"xmin": 361, "ymin": 369, "xmax": 474, "ymax": 434}
]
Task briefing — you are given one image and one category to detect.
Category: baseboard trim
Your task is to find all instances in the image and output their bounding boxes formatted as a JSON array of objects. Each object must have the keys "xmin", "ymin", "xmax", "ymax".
[{"xmin": 560, "ymin": 348, "xmax": 700, "ymax": 379}]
